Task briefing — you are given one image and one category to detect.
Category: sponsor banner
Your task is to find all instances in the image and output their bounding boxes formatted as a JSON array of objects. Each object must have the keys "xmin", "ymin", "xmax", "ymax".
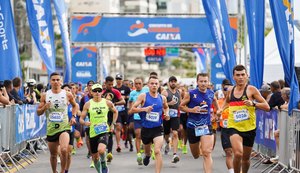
[
  {"xmin": 53, "ymin": 0, "xmax": 71, "ymax": 83},
  {"xmin": 71, "ymin": 16, "xmax": 214, "ymax": 43},
  {"xmin": 245, "ymin": 0, "xmax": 265, "ymax": 89},
  {"xmin": 203, "ymin": 0, "xmax": 237, "ymax": 84},
  {"xmin": 255, "ymin": 109, "xmax": 277, "ymax": 151},
  {"xmin": 16, "ymin": 104, "xmax": 47, "ymax": 144},
  {"xmin": 211, "ymin": 49, "xmax": 226, "ymax": 90},
  {"xmin": 193, "ymin": 48, "xmax": 208, "ymax": 73},
  {"xmin": 269, "ymin": 0, "xmax": 299, "ymax": 115},
  {"xmin": 145, "ymin": 56, "xmax": 164, "ymax": 63},
  {"xmin": 0, "ymin": 0, "xmax": 22, "ymax": 80},
  {"xmin": 26, "ymin": 0, "xmax": 56, "ymax": 75},
  {"xmin": 71, "ymin": 47, "xmax": 97, "ymax": 84}
]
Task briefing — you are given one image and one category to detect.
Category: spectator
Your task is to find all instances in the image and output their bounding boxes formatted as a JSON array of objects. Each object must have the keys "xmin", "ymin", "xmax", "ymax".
[
  {"xmin": 268, "ymin": 81, "xmax": 285, "ymax": 109},
  {"xmin": 25, "ymin": 79, "xmax": 37, "ymax": 104},
  {"xmin": 10, "ymin": 77, "xmax": 26, "ymax": 104},
  {"xmin": 278, "ymin": 79, "xmax": 285, "ymax": 89},
  {"xmin": 3, "ymin": 80, "xmax": 15, "ymax": 102},
  {"xmin": 260, "ymin": 84, "xmax": 272, "ymax": 102},
  {"xmin": 0, "ymin": 81, "xmax": 10, "ymax": 105},
  {"xmin": 34, "ymin": 83, "xmax": 44, "ymax": 102}
]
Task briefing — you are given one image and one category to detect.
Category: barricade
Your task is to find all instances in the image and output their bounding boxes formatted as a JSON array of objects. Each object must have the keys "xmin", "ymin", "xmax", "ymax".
[
  {"xmin": 0, "ymin": 104, "xmax": 48, "ymax": 172},
  {"xmin": 289, "ymin": 109, "xmax": 300, "ymax": 172}
]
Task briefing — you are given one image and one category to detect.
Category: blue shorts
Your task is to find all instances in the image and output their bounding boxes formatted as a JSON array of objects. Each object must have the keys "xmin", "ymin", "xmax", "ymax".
[{"xmin": 134, "ymin": 120, "xmax": 142, "ymax": 130}]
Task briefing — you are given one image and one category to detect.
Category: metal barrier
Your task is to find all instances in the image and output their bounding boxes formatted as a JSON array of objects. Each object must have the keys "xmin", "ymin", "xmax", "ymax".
[
  {"xmin": 289, "ymin": 109, "xmax": 300, "ymax": 172},
  {"xmin": 0, "ymin": 104, "xmax": 48, "ymax": 172}
]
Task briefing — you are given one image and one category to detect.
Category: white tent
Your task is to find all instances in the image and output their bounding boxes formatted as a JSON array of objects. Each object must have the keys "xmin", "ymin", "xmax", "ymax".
[{"xmin": 263, "ymin": 28, "xmax": 300, "ymax": 83}]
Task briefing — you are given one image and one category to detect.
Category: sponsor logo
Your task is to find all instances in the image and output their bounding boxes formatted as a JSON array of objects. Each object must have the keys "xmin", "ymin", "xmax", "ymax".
[
  {"xmin": 0, "ymin": 5, "xmax": 8, "ymax": 50},
  {"xmin": 128, "ymin": 20, "xmax": 181, "ymax": 40}
]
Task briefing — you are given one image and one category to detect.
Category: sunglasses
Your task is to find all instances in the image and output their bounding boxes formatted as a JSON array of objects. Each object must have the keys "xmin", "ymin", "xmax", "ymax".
[
  {"xmin": 52, "ymin": 79, "xmax": 60, "ymax": 81},
  {"xmin": 92, "ymin": 89, "xmax": 102, "ymax": 93}
]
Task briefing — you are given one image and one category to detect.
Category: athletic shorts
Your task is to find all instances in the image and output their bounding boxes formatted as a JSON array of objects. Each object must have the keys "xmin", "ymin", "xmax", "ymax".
[
  {"xmin": 127, "ymin": 114, "xmax": 134, "ymax": 124},
  {"xmin": 227, "ymin": 128, "xmax": 256, "ymax": 147},
  {"xmin": 69, "ymin": 131, "xmax": 74, "ymax": 146},
  {"xmin": 117, "ymin": 110, "xmax": 128, "ymax": 125},
  {"xmin": 89, "ymin": 133, "xmax": 108, "ymax": 154},
  {"xmin": 47, "ymin": 130, "xmax": 71, "ymax": 143},
  {"xmin": 163, "ymin": 117, "xmax": 180, "ymax": 135},
  {"xmin": 85, "ymin": 128, "xmax": 90, "ymax": 138},
  {"xmin": 187, "ymin": 125, "xmax": 213, "ymax": 144},
  {"xmin": 180, "ymin": 113, "xmax": 188, "ymax": 130},
  {"xmin": 141, "ymin": 126, "xmax": 164, "ymax": 145},
  {"xmin": 134, "ymin": 120, "xmax": 142, "ymax": 130},
  {"xmin": 220, "ymin": 127, "xmax": 231, "ymax": 149}
]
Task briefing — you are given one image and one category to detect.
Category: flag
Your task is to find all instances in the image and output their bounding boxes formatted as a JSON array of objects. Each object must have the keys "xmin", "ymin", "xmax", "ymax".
[
  {"xmin": 202, "ymin": 0, "xmax": 237, "ymax": 84},
  {"xmin": 193, "ymin": 48, "xmax": 207, "ymax": 73},
  {"xmin": 0, "ymin": 1, "xmax": 22, "ymax": 80},
  {"xmin": 26, "ymin": 0, "xmax": 56, "ymax": 75},
  {"xmin": 269, "ymin": 0, "xmax": 299, "ymax": 114},
  {"xmin": 53, "ymin": 0, "xmax": 71, "ymax": 83},
  {"xmin": 244, "ymin": 0, "xmax": 265, "ymax": 88}
]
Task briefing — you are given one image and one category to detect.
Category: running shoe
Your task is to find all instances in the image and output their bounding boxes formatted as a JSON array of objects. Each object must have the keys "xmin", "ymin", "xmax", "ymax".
[
  {"xmin": 107, "ymin": 153, "xmax": 113, "ymax": 163},
  {"xmin": 151, "ymin": 149, "xmax": 156, "ymax": 160},
  {"xmin": 143, "ymin": 156, "xmax": 150, "ymax": 166},
  {"xmin": 137, "ymin": 153, "xmax": 143, "ymax": 165},
  {"xmin": 171, "ymin": 154, "xmax": 180, "ymax": 163},
  {"xmin": 182, "ymin": 145, "xmax": 188, "ymax": 154},
  {"xmin": 89, "ymin": 161, "xmax": 95, "ymax": 168},
  {"xmin": 76, "ymin": 137, "xmax": 83, "ymax": 148},
  {"xmin": 178, "ymin": 140, "xmax": 182, "ymax": 150},
  {"xmin": 87, "ymin": 152, "xmax": 91, "ymax": 159},
  {"xmin": 116, "ymin": 145, "xmax": 121, "ymax": 153},
  {"xmin": 164, "ymin": 143, "xmax": 170, "ymax": 155},
  {"xmin": 129, "ymin": 144, "xmax": 133, "ymax": 152},
  {"xmin": 71, "ymin": 148, "xmax": 76, "ymax": 155}
]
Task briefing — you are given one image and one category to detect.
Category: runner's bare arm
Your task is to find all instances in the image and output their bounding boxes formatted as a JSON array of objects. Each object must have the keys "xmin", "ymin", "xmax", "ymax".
[
  {"xmin": 162, "ymin": 95, "xmax": 170, "ymax": 120},
  {"xmin": 129, "ymin": 93, "xmax": 147, "ymax": 113},
  {"xmin": 67, "ymin": 92, "xmax": 78, "ymax": 124},
  {"xmin": 37, "ymin": 93, "xmax": 50, "ymax": 116},
  {"xmin": 250, "ymin": 86, "xmax": 270, "ymax": 111},
  {"xmin": 115, "ymin": 97, "xmax": 126, "ymax": 105},
  {"xmin": 107, "ymin": 100, "xmax": 118, "ymax": 124},
  {"xmin": 79, "ymin": 101, "xmax": 90, "ymax": 126},
  {"xmin": 213, "ymin": 95, "xmax": 221, "ymax": 115}
]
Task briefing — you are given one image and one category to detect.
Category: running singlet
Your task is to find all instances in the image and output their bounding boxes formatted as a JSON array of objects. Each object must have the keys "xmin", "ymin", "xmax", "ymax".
[
  {"xmin": 129, "ymin": 88, "xmax": 147, "ymax": 120},
  {"xmin": 45, "ymin": 90, "xmax": 70, "ymax": 136},
  {"xmin": 187, "ymin": 89, "xmax": 214, "ymax": 128},
  {"xmin": 228, "ymin": 85, "xmax": 256, "ymax": 132},
  {"xmin": 139, "ymin": 93, "xmax": 163, "ymax": 128},
  {"xmin": 67, "ymin": 104, "xmax": 75, "ymax": 132},
  {"xmin": 220, "ymin": 107, "xmax": 229, "ymax": 128},
  {"xmin": 88, "ymin": 99, "xmax": 109, "ymax": 138},
  {"xmin": 166, "ymin": 89, "xmax": 180, "ymax": 118}
]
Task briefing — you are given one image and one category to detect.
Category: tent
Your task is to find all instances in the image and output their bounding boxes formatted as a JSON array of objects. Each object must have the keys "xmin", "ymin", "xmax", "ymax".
[{"xmin": 263, "ymin": 27, "xmax": 300, "ymax": 83}]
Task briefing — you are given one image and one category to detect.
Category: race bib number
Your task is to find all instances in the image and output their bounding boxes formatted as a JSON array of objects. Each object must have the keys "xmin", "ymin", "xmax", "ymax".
[
  {"xmin": 49, "ymin": 112, "xmax": 63, "ymax": 122},
  {"xmin": 223, "ymin": 119, "xmax": 228, "ymax": 128},
  {"xmin": 146, "ymin": 112, "xmax": 160, "ymax": 122},
  {"xmin": 94, "ymin": 123, "xmax": 108, "ymax": 134},
  {"xmin": 195, "ymin": 125, "xmax": 210, "ymax": 137},
  {"xmin": 233, "ymin": 109, "xmax": 249, "ymax": 122},
  {"xmin": 169, "ymin": 109, "xmax": 178, "ymax": 118},
  {"xmin": 116, "ymin": 105, "xmax": 125, "ymax": 112}
]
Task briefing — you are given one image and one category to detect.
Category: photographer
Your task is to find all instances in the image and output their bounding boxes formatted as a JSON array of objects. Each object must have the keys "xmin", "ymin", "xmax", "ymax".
[
  {"xmin": 0, "ymin": 81, "xmax": 10, "ymax": 105},
  {"xmin": 24, "ymin": 79, "xmax": 37, "ymax": 104}
]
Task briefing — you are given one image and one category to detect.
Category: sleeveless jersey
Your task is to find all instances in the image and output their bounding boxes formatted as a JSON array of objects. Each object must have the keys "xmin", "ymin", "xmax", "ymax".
[
  {"xmin": 166, "ymin": 89, "xmax": 180, "ymax": 118},
  {"xmin": 228, "ymin": 85, "xmax": 256, "ymax": 132},
  {"xmin": 88, "ymin": 99, "xmax": 109, "ymax": 138},
  {"xmin": 220, "ymin": 107, "xmax": 229, "ymax": 128},
  {"xmin": 187, "ymin": 89, "xmax": 214, "ymax": 128},
  {"xmin": 67, "ymin": 104, "xmax": 75, "ymax": 132},
  {"xmin": 140, "ymin": 93, "xmax": 163, "ymax": 128},
  {"xmin": 45, "ymin": 90, "xmax": 70, "ymax": 136}
]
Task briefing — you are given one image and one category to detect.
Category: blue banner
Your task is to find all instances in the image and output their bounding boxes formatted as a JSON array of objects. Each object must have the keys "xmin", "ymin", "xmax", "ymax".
[
  {"xmin": 269, "ymin": 0, "xmax": 299, "ymax": 114},
  {"xmin": 211, "ymin": 49, "xmax": 226, "ymax": 91},
  {"xmin": 71, "ymin": 47, "xmax": 97, "ymax": 84},
  {"xmin": 26, "ymin": 0, "xmax": 56, "ymax": 75},
  {"xmin": 255, "ymin": 109, "xmax": 278, "ymax": 151},
  {"xmin": 53, "ymin": 0, "xmax": 71, "ymax": 83},
  {"xmin": 16, "ymin": 104, "xmax": 47, "ymax": 144},
  {"xmin": 71, "ymin": 16, "xmax": 214, "ymax": 43},
  {"xmin": 193, "ymin": 48, "xmax": 207, "ymax": 73},
  {"xmin": 245, "ymin": 0, "xmax": 265, "ymax": 89},
  {"xmin": 202, "ymin": 0, "xmax": 237, "ymax": 84},
  {"xmin": 0, "ymin": 1, "xmax": 22, "ymax": 80}
]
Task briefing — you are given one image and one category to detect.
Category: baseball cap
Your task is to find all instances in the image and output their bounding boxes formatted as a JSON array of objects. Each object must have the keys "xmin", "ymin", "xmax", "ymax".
[
  {"xmin": 222, "ymin": 79, "xmax": 232, "ymax": 86},
  {"xmin": 91, "ymin": 84, "xmax": 102, "ymax": 90},
  {"xmin": 87, "ymin": 80, "xmax": 95, "ymax": 85},
  {"xmin": 169, "ymin": 76, "xmax": 177, "ymax": 82},
  {"xmin": 116, "ymin": 74, "xmax": 123, "ymax": 80},
  {"xmin": 260, "ymin": 84, "xmax": 271, "ymax": 92}
]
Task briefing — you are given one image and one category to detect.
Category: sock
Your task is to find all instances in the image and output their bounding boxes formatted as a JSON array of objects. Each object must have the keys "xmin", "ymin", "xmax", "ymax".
[
  {"xmin": 100, "ymin": 152, "xmax": 107, "ymax": 168},
  {"xmin": 228, "ymin": 168, "xmax": 234, "ymax": 173},
  {"xmin": 94, "ymin": 159, "xmax": 101, "ymax": 173}
]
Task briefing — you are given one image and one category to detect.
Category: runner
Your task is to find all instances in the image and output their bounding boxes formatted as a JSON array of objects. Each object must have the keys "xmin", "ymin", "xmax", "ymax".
[
  {"xmin": 114, "ymin": 74, "xmax": 132, "ymax": 152},
  {"xmin": 128, "ymin": 77, "xmax": 148, "ymax": 165},
  {"xmin": 180, "ymin": 73, "xmax": 221, "ymax": 173},
  {"xmin": 130, "ymin": 76, "xmax": 170, "ymax": 173},
  {"xmin": 102, "ymin": 76, "xmax": 125, "ymax": 162},
  {"xmin": 161, "ymin": 76, "xmax": 181, "ymax": 163},
  {"xmin": 37, "ymin": 72, "xmax": 78, "ymax": 173},
  {"xmin": 80, "ymin": 84, "xmax": 118, "ymax": 173},
  {"xmin": 224, "ymin": 65, "xmax": 270, "ymax": 173},
  {"xmin": 179, "ymin": 84, "xmax": 188, "ymax": 154}
]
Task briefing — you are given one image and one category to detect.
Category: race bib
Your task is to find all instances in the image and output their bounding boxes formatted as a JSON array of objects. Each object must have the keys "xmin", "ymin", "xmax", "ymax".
[
  {"xmin": 49, "ymin": 112, "xmax": 63, "ymax": 122},
  {"xmin": 195, "ymin": 125, "xmax": 210, "ymax": 137},
  {"xmin": 94, "ymin": 123, "xmax": 108, "ymax": 134},
  {"xmin": 223, "ymin": 119, "xmax": 228, "ymax": 128},
  {"xmin": 146, "ymin": 112, "xmax": 160, "ymax": 122},
  {"xmin": 169, "ymin": 109, "xmax": 178, "ymax": 118},
  {"xmin": 133, "ymin": 113, "xmax": 141, "ymax": 120},
  {"xmin": 116, "ymin": 105, "xmax": 125, "ymax": 112},
  {"xmin": 233, "ymin": 109, "xmax": 249, "ymax": 122}
]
